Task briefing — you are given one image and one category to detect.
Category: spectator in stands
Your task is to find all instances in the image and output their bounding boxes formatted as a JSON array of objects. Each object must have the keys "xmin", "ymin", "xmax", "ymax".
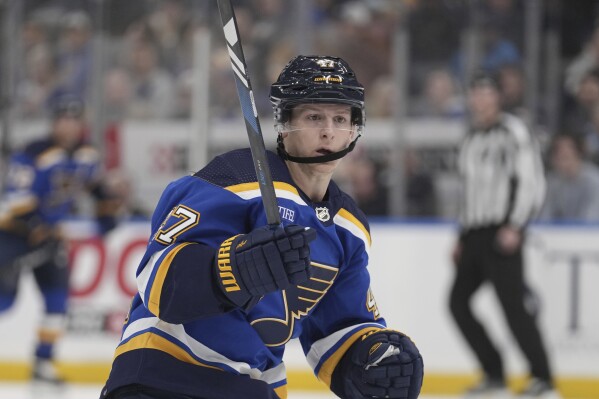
[
  {"xmin": 17, "ymin": 45, "xmax": 59, "ymax": 119},
  {"xmin": 405, "ymin": 149, "xmax": 437, "ymax": 217},
  {"xmin": 565, "ymin": 25, "xmax": 599, "ymax": 96},
  {"xmin": 146, "ymin": 0, "xmax": 195, "ymax": 75},
  {"xmin": 410, "ymin": 69, "xmax": 465, "ymax": 119},
  {"xmin": 481, "ymin": 0, "xmax": 524, "ymax": 51},
  {"xmin": 209, "ymin": 48, "xmax": 245, "ymax": 119},
  {"xmin": 562, "ymin": 68, "xmax": 599, "ymax": 136},
  {"xmin": 56, "ymin": 11, "xmax": 93, "ymax": 100},
  {"xmin": 172, "ymin": 69, "xmax": 193, "ymax": 119},
  {"xmin": 126, "ymin": 40, "xmax": 175, "ymax": 119},
  {"xmin": 407, "ymin": 0, "xmax": 463, "ymax": 94},
  {"xmin": 21, "ymin": 15, "xmax": 49, "ymax": 56},
  {"xmin": 347, "ymin": 153, "xmax": 389, "ymax": 216},
  {"xmin": 452, "ymin": 18, "xmax": 521, "ymax": 80},
  {"xmin": 539, "ymin": 134, "xmax": 599, "ymax": 222},
  {"xmin": 103, "ymin": 67, "xmax": 133, "ymax": 123},
  {"xmin": 479, "ymin": 20, "xmax": 521, "ymax": 73},
  {"xmin": 315, "ymin": 1, "xmax": 392, "ymax": 90},
  {"xmin": 583, "ymin": 102, "xmax": 599, "ymax": 165},
  {"xmin": 498, "ymin": 63, "xmax": 528, "ymax": 118},
  {"xmin": 367, "ymin": 74, "xmax": 396, "ymax": 118}
]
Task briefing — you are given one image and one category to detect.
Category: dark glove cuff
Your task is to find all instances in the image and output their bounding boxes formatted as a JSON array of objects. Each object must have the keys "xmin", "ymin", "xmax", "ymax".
[
  {"xmin": 214, "ymin": 234, "xmax": 255, "ymax": 310},
  {"xmin": 330, "ymin": 339, "xmax": 355, "ymax": 398}
]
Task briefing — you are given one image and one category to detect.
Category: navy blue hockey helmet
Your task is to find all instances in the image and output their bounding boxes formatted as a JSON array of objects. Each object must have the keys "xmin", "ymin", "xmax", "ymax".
[
  {"xmin": 270, "ymin": 55, "xmax": 365, "ymax": 131},
  {"xmin": 270, "ymin": 55, "xmax": 365, "ymax": 163},
  {"xmin": 50, "ymin": 93, "xmax": 85, "ymax": 119}
]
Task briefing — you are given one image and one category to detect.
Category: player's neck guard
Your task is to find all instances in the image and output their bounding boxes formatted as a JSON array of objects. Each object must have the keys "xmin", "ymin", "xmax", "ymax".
[{"xmin": 277, "ymin": 135, "xmax": 359, "ymax": 164}]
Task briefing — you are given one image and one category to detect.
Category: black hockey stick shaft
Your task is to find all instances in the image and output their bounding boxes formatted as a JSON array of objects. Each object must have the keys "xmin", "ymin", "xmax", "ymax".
[{"xmin": 217, "ymin": 0, "xmax": 281, "ymax": 226}]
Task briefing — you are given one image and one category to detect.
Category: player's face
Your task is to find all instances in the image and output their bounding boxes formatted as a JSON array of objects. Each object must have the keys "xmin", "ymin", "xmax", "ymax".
[
  {"xmin": 52, "ymin": 116, "xmax": 85, "ymax": 150},
  {"xmin": 282, "ymin": 103, "xmax": 355, "ymax": 174}
]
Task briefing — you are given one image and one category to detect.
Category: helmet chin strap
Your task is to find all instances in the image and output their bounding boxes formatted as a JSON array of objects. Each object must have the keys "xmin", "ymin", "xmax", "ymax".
[{"xmin": 277, "ymin": 134, "xmax": 359, "ymax": 164}]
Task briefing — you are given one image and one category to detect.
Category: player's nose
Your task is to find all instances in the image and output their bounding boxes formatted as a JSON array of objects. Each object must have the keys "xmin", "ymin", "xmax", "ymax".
[{"xmin": 319, "ymin": 119, "xmax": 335, "ymax": 138}]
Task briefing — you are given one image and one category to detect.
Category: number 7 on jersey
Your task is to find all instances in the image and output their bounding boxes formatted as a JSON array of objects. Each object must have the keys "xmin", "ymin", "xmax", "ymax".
[{"xmin": 155, "ymin": 205, "xmax": 200, "ymax": 245}]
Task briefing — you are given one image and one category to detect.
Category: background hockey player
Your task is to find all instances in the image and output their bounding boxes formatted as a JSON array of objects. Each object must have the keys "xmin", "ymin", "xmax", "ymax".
[
  {"xmin": 0, "ymin": 94, "xmax": 119, "ymax": 384},
  {"xmin": 101, "ymin": 55, "xmax": 424, "ymax": 399}
]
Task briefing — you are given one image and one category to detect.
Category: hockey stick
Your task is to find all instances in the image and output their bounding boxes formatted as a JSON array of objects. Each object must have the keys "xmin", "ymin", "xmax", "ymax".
[{"xmin": 217, "ymin": 0, "xmax": 281, "ymax": 226}]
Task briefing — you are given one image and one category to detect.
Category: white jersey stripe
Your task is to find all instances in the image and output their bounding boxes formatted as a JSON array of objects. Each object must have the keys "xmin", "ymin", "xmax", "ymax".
[
  {"xmin": 230, "ymin": 187, "xmax": 308, "ymax": 207},
  {"xmin": 136, "ymin": 246, "xmax": 169, "ymax": 305},
  {"xmin": 333, "ymin": 214, "xmax": 371, "ymax": 256},
  {"xmin": 121, "ymin": 317, "xmax": 287, "ymax": 385},
  {"xmin": 306, "ymin": 322, "xmax": 385, "ymax": 371}
]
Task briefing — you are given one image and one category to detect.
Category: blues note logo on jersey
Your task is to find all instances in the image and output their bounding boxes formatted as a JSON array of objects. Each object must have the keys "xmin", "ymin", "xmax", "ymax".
[
  {"xmin": 251, "ymin": 262, "xmax": 338, "ymax": 346},
  {"xmin": 315, "ymin": 207, "xmax": 330, "ymax": 222}
]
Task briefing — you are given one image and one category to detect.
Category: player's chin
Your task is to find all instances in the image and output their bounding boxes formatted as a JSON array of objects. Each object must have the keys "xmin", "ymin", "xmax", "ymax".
[{"xmin": 310, "ymin": 160, "xmax": 339, "ymax": 173}]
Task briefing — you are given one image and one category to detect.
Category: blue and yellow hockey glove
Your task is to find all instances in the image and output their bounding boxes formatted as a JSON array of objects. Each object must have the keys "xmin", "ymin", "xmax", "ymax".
[
  {"xmin": 215, "ymin": 224, "xmax": 316, "ymax": 309},
  {"xmin": 331, "ymin": 330, "xmax": 424, "ymax": 399}
]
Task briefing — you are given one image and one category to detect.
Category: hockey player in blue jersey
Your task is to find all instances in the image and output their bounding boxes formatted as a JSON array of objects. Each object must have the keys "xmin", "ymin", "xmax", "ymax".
[
  {"xmin": 0, "ymin": 95, "xmax": 118, "ymax": 384},
  {"xmin": 102, "ymin": 55, "xmax": 423, "ymax": 399}
]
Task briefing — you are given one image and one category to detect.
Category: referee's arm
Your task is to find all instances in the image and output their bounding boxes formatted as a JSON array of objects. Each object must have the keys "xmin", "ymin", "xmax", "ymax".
[{"xmin": 506, "ymin": 119, "xmax": 546, "ymax": 228}]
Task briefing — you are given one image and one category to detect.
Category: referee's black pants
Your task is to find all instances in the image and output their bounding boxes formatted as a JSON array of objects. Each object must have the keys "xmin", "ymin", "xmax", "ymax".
[{"xmin": 449, "ymin": 227, "xmax": 552, "ymax": 382}]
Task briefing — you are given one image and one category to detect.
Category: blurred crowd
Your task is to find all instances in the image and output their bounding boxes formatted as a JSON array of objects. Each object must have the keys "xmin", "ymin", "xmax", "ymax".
[{"xmin": 9, "ymin": 0, "xmax": 599, "ymax": 222}]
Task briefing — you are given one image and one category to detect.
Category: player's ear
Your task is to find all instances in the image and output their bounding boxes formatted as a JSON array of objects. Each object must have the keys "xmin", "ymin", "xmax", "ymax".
[{"xmin": 276, "ymin": 124, "xmax": 289, "ymax": 139}]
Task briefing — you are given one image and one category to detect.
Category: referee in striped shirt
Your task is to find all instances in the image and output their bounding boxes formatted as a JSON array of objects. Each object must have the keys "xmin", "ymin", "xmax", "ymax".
[{"xmin": 449, "ymin": 72, "xmax": 558, "ymax": 397}]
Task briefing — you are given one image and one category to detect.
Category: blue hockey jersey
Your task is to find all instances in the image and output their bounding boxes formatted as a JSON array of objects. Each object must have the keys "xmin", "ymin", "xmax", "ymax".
[
  {"xmin": 102, "ymin": 149, "xmax": 387, "ymax": 399},
  {"xmin": 0, "ymin": 138, "xmax": 101, "ymax": 233}
]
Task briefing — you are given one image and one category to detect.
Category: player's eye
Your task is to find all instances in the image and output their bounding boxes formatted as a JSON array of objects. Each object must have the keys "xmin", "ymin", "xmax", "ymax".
[
  {"xmin": 333, "ymin": 116, "xmax": 348, "ymax": 124},
  {"xmin": 306, "ymin": 114, "xmax": 321, "ymax": 121}
]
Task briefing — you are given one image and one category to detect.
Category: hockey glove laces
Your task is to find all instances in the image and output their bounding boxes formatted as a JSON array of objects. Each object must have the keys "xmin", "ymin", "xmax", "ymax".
[
  {"xmin": 332, "ymin": 330, "xmax": 424, "ymax": 399},
  {"xmin": 215, "ymin": 224, "xmax": 316, "ymax": 309}
]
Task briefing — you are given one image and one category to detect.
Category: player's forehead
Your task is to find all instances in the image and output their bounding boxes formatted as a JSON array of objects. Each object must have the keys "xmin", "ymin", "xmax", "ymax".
[
  {"xmin": 468, "ymin": 84, "xmax": 499, "ymax": 96},
  {"xmin": 292, "ymin": 103, "xmax": 351, "ymax": 114}
]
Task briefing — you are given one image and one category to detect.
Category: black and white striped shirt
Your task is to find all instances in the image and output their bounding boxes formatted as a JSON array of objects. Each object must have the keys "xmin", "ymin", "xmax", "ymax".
[{"xmin": 458, "ymin": 113, "xmax": 545, "ymax": 230}]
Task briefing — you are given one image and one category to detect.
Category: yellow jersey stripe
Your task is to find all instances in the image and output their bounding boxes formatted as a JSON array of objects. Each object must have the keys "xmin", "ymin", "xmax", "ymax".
[
  {"xmin": 336, "ymin": 208, "xmax": 371, "ymax": 246},
  {"xmin": 317, "ymin": 326, "xmax": 381, "ymax": 386},
  {"xmin": 226, "ymin": 181, "xmax": 299, "ymax": 195},
  {"xmin": 36, "ymin": 148, "xmax": 66, "ymax": 169},
  {"xmin": 113, "ymin": 331, "xmax": 221, "ymax": 371},
  {"xmin": 296, "ymin": 285, "xmax": 326, "ymax": 294},
  {"xmin": 7, "ymin": 196, "xmax": 38, "ymax": 216},
  {"xmin": 225, "ymin": 181, "xmax": 308, "ymax": 206},
  {"xmin": 73, "ymin": 146, "xmax": 100, "ymax": 163},
  {"xmin": 148, "ymin": 242, "xmax": 194, "ymax": 316},
  {"xmin": 37, "ymin": 328, "xmax": 62, "ymax": 344},
  {"xmin": 274, "ymin": 385, "xmax": 288, "ymax": 399}
]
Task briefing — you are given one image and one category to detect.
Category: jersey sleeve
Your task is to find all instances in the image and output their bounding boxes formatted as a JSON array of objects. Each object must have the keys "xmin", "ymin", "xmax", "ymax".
[
  {"xmin": 506, "ymin": 117, "xmax": 546, "ymax": 227},
  {"xmin": 134, "ymin": 173, "xmax": 251, "ymax": 324},
  {"xmin": 0, "ymin": 153, "xmax": 41, "ymax": 231},
  {"xmin": 299, "ymin": 208, "xmax": 387, "ymax": 388}
]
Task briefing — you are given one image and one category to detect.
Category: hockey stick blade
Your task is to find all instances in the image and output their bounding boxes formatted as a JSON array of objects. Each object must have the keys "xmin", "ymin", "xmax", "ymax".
[{"xmin": 217, "ymin": 0, "xmax": 281, "ymax": 226}]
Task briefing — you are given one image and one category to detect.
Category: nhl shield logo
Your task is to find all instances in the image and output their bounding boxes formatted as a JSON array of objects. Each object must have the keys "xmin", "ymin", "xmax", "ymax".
[{"xmin": 315, "ymin": 207, "xmax": 330, "ymax": 222}]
